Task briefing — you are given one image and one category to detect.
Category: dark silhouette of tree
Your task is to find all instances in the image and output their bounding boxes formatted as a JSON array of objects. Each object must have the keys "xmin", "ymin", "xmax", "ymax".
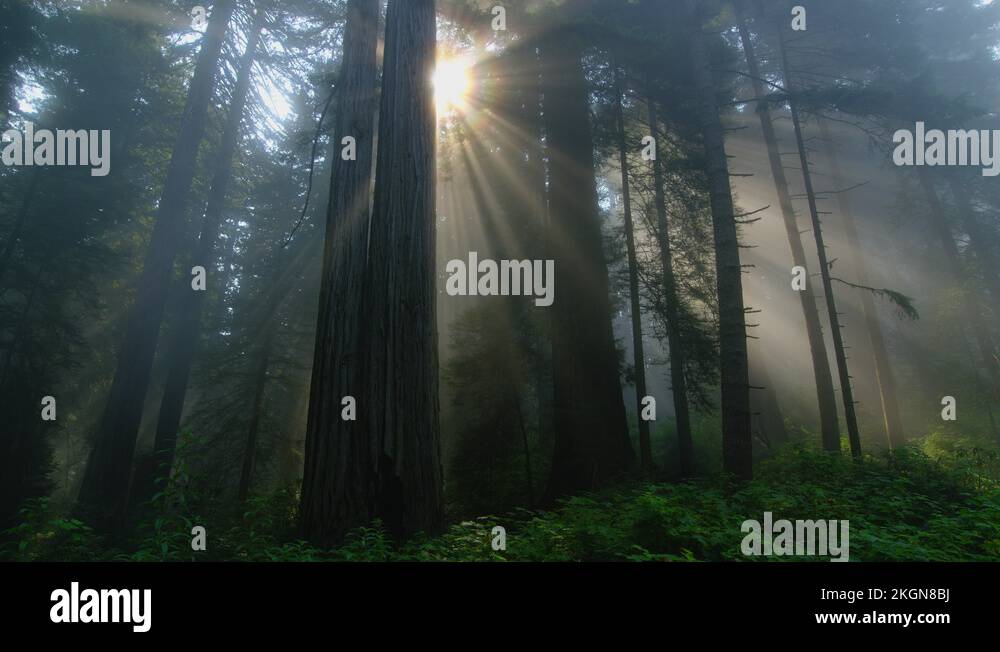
[
  {"xmin": 357, "ymin": 0, "xmax": 443, "ymax": 538},
  {"xmin": 612, "ymin": 64, "xmax": 652, "ymax": 473},
  {"xmin": 541, "ymin": 24, "xmax": 634, "ymax": 500},
  {"xmin": 77, "ymin": 0, "xmax": 236, "ymax": 533},
  {"xmin": 299, "ymin": 0, "xmax": 380, "ymax": 546},
  {"xmin": 735, "ymin": 2, "xmax": 840, "ymax": 451},
  {"xmin": 133, "ymin": 5, "xmax": 269, "ymax": 514},
  {"xmin": 685, "ymin": 0, "xmax": 751, "ymax": 481}
]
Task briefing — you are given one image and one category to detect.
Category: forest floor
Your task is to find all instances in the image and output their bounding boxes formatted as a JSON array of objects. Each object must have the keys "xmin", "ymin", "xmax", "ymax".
[{"xmin": 4, "ymin": 444, "xmax": 1000, "ymax": 562}]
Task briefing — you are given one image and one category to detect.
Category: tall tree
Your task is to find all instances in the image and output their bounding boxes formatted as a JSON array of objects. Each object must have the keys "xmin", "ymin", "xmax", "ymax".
[
  {"xmin": 685, "ymin": 0, "xmax": 752, "ymax": 481},
  {"xmin": 819, "ymin": 117, "xmax": 905, "ymax": 449},
  {"xmin": 541, "ymin": 25, "xmax": 634, "ymax": 499},
  {"xmin": 613, "ymin": 65, "xmax": 652, "ymax": 473},
  {"xmin": 776, "ymin": 24, "xmax": 862, "ymax": 458},
  {"xmin": 77, "ymin": 0, "xmax": 236, "ymax": 532},
  {"xmin": 735, "ymin": 3, "xmax": 840, "ymax": 451},
  {"xmin": 646, "ymin": 85, "xmax": 696, "ymax": 476},
  {"xmin": 138, "ymin": 5, "xmax": 268, "ymax": 508},
  {"xmin": 357, "ymin": 0, "xmax": 442, "ymax": 537},
  {"xmin": 299, "ymin": 0, "xmax": 380, "ymax": 545},
  {"xmin": 238, "ymin": 319, "xmax": 276, "ymax": 502}
]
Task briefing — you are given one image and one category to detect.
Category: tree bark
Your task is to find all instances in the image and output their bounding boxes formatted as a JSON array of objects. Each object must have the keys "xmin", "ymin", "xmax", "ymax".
[
  {"xmin": 819, "ymin": 117, "xmax": 905, "ymax": 449},
  {"xmin": 299, "ymin": 0, "xmax": 380, "ymax": 545},
  {"xmin": 685, "ymin": 0, "xmax": 752, "ymax": 481},
  {"xmin": 77, "ymin": 0, "xmax": 235, "ymax": 533},
  {"xmin": 613, "ymin": 65, "xmax": 652, "ymax": 473},
  {"xmin": 541, "ymin": 27, "xmax": 633, "ymax": 500},
  {"xmin": 357, "ymin": 0, "xmax": 442, "ymax": 538},
  {"xmin": 736, "ymin": 6, "xmax": 840, "ymax": 451},
  {"xmin": 646, "ymin": 86, "xmax": 695, "ymax": 476},
  {"xmin": 777, "ymin": 25, "xmax": 862, "ymax": 458}
]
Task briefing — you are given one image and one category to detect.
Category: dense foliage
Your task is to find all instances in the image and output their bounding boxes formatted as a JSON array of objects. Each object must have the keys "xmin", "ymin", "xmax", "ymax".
[{"xmin": 6, "ymin": 440, "xmax": 998, "ymax": 562}]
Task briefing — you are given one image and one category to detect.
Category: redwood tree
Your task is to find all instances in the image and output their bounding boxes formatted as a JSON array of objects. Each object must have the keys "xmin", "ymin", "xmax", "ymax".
[
  {"xmin": 77, "ymin": 0, "xmax": 236, "ymax": 532},
  {"xmin": 735, "ymin": 4, "xmax": 840, "ymax": 452},
  {"xmin": 137, "ymin": 6, "xmax": 268, "ymax": 509},
  {"xmin": 357, "ymin": 0, "xmax": 442, "ymax": 538},
  {"xmin": 685, "ymin": 0, "xmax": 752, "ymax": 481},
  {"xmin": 541, "ymin": 26, "xmax": 634, "ymax": 500},
  {"xmin": 646, "ymin": 88, "xmax": 695, "ymax": 476},
  {"xmin": 299, "ymin": 0, "xmax": 381, "ymax": 545},
  {"xmin": 613, "ymin": 64, "xmax": 652, "ymax": 473}
]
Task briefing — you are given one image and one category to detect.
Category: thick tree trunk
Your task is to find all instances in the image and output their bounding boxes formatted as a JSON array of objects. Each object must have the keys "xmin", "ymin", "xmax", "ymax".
[
  {"xmin": 139, "ymin": 9, "xmax": 266, "ymax": 508},
  {"xmin": 777, "ymin": 26, "xmax": 862, "ymax": 459},
  {"xmin": 646, "ymin": 88, "xmax": 695, "ymax": 476},
  {"xmin": 299, "ymin": 0, "xmax": 380, "ymax": 545},
  {"xmin": 736, "ymin": 7, "xmax": 840, "ymax": 451},
  {"xmin": 77, "ymin": 0, "xmax": 235, "ymax": 533},
  {"xmin": 819, "ymin": 118, "xmax": 905, "ymax": 449},
  {"xmin": 613, "ymin": 66, "xmax": 652, "ymax": 473},
  {"xmin": 357, "ymin": 0, "xmax": 442, "ymax": 538},
  {"xmin": 541, "ymin": 28, "xmax": 633, "ymax": 500},
  {"xmin": 685, "ymin": 0, "xmax": 752, "ymax": 481}
]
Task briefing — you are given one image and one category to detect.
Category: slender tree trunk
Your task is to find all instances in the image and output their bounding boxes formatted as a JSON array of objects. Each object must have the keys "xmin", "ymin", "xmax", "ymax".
[
  {"xmin": 238, "ymin": 320, "xmax": 275, "ymax": 502},
  {"xmin": 210, "ymin": 223, "xmax": 235, "ymax": 331},
  {"xmin": 777, "ymin": 26, "xmax": 862, "ymax": 459},
  {"xmin": 76, "ymin": 0, "xmax": 235, "ymax": 533},
  {"xmin": 685, "ymin": 0, "xmax": 752, "ymax": 481},
  {"xmin": 819, "ymin": 117, "xmax": 905, "ymax": 449},
  {"xmin": 748, "ymin": 336, "xmax": 788, "ymax": 448},
  {"xmin": 138, "ymin": 9, "xmax": 266, "ymax": 509},
  {"xmin": 736, "ymin": 6, "xmax": 840, "ymax": 451},
  {"xmin": 541, "ymin": 27, "xmax": 633, "ymax": 500},
  {"xmin": 646, "ymin": 86, "xmax": 695, "ymax": 476},
  {"xmin": 357, "ymin": 0, "xmax": 442, "ymax": 538},
  {"xmin": 299, "ymin": 0, "xmax": 380, "ymax": 545},
  {"xmin": 613, "ymin": 66, "xmax": 652, "ymax": 473}
]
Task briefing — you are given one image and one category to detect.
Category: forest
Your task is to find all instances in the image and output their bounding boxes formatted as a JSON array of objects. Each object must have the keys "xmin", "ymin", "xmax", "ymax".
[{"xmin": 1, "ymin": 0, "xmax": 999, "ymax": 563}]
